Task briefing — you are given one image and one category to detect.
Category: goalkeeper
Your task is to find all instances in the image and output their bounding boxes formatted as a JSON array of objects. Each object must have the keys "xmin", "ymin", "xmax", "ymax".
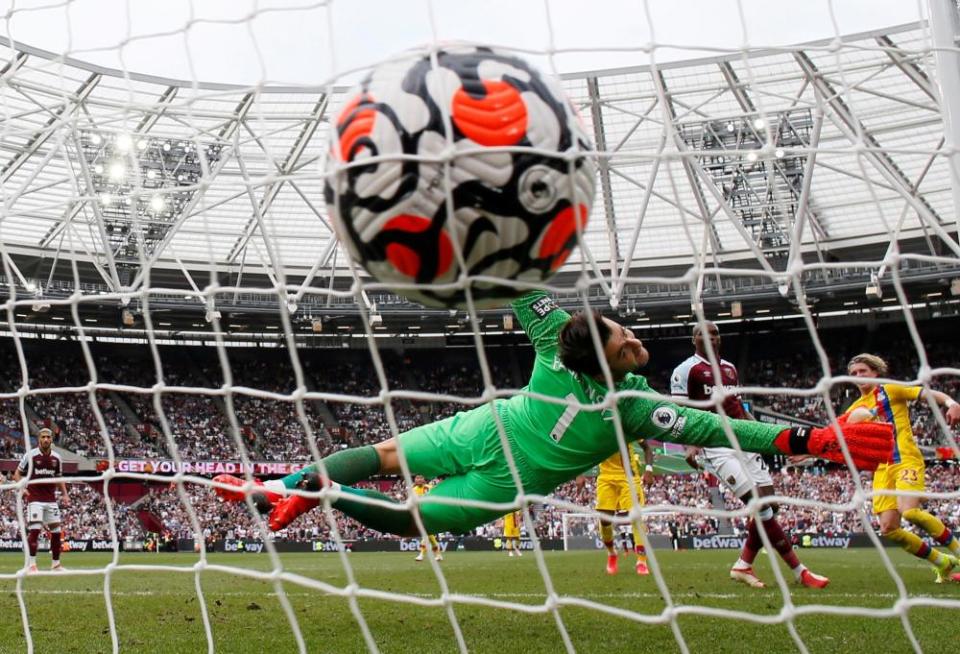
[{"xmin": 214, "ymin": 291, "xmax": 893, "ymax": 536}]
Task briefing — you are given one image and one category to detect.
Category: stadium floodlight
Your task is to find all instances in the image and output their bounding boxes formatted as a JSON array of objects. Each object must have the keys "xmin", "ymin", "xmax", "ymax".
[
  {"xmin": 150, "ymin": 195, "xmax": 165, "ymax": 211},
  {"xmin": 116, "ymin": 133, "xmax": 133, "ymax": 152},
  {"xmin": 753, "ymin": 117, "xmax": 766, "ymax": 129},
  {"xmin": 108, "ymin": 161, "xmax": 125, "ymax": 181}
]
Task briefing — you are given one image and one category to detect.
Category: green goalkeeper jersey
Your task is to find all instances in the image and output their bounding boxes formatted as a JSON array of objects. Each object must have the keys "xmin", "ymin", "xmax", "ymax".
[{"xmin": 499, "ymin": 291, "xmax": 783, "ymax": 486}]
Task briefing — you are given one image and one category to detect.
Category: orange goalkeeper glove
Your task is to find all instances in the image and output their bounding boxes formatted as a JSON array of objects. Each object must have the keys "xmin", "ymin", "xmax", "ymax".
[{"xmin": 773, "ymin": 422, "xmax": 893, "ymax": 471}]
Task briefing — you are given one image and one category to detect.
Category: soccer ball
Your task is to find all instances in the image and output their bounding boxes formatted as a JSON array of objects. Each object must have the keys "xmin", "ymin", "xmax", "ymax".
[{"xmin": 324, "ymin": 45, "xmax": 596, "ymax": 309}]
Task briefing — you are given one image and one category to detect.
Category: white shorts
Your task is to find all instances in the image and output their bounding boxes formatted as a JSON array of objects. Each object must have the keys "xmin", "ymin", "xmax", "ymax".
[
  {"xmin": 702, "ymin": 448, "xmax": 772, "ymax": 499},
  {"xmin": 27, "ymin": 502, "xmax": 61, "ymax": 528}
]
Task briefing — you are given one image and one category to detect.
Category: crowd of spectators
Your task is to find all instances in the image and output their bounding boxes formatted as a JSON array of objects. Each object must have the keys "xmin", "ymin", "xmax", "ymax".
[
  {"xmin": 2, "ymin": 464, "xmax": 959, "ymax": 547},
  {"xmin": 1, "ymin": 326, "xmax": 957, "ymax": 465},
  {"xmin": 0, "ymin": 323, "xmax": 958, "ymax": 550}
]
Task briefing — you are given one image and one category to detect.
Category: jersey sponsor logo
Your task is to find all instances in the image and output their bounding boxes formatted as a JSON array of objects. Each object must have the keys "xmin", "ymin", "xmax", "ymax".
[
  {"xmin": 652, "ymin": 406, "xmax": 679, "ymax": 431},
  {"xmin": 703, "ymin": 384, "xmax": 739, "ymax": 396},
  {"xmin": 530, "ymin": 296, "xmax": 558, "ymax": 318}
]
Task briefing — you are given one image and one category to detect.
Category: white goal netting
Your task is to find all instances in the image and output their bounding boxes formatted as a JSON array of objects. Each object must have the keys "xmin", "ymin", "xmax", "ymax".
[{"xmin": 1, "ymin": 1, "xmax": 960, "ymax": 652}]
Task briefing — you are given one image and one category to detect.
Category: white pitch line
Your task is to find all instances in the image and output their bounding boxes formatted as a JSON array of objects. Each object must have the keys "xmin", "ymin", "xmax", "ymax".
[{"xmin": 9, "ymin": 588, "xmax": 933, "ymax": 601}]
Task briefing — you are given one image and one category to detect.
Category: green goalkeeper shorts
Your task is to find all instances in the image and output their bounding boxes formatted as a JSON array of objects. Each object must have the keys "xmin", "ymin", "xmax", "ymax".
[{"xmin": 398, "ymin": 402, "xmax": 541, "ymax": 534}]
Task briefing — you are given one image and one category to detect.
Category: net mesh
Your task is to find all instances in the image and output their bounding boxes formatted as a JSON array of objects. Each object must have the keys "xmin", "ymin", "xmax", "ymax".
[{"xmin": 1, "ymin": 1, "xmax": 960, "ymax": 652}]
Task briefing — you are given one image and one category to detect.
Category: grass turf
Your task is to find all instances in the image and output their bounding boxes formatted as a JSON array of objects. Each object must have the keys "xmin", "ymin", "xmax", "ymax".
[{"xmin": 0, "ymin": 548, "xmax": 958, "ymax": 653}]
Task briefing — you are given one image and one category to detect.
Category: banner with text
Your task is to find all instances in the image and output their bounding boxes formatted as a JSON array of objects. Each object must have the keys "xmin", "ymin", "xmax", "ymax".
[{"xmin": 107, "ymin": 460, "xmax": 309, "ymax": 475}]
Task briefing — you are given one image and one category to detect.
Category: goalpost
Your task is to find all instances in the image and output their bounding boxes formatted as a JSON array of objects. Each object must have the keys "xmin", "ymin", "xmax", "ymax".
[{"xmin": 1, "ymin": 1, "xmax": 960, "ymax": 652}]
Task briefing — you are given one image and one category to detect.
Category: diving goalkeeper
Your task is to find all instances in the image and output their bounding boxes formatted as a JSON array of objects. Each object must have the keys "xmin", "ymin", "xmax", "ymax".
[{"xmin": 214, "ymin": 291, "xmax": 893, "ymax": 536}]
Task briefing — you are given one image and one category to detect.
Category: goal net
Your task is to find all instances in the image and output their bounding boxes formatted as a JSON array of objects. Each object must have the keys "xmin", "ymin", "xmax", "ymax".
[{"xmin": 1, "ymin": 0, "xmax": 960, "ymax": 652}]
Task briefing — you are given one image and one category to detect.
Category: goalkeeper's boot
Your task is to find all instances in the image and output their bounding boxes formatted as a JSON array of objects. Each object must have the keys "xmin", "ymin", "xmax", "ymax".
[
  {"xmin": 798, "ymin": 569, "xmax": 830, "ymax": 589},
  {"xmin": 212, "ymin": 474, "xmax": 282, "ymax": 512},
  {"xmin": 730, "ymin": 566, "xmax": 765, "ymax": 588},
  {"xmin": 434, "ymin": 552, "xmax": 443, "ymax": 562},
  {"xmin": 26, "ymin": 563, "xmax": 38, "ymax": 574},
  {"xmin": 50, "ymin": 562, "xmax": 66, "ymax": 572},
  {"xmin": 268, "ymin": 494, "xmax": 319, "ymax": 531},
  {"xmin": 606, "ymin": 553, "xmax": 619, "ymax": 575},
  {"xmin": 414, "ymin": 551, "xmax": 424, "ymax": 562},
  {"xmin": 635, "ymin": 557, "xmax": 650, "ymax": 576}
]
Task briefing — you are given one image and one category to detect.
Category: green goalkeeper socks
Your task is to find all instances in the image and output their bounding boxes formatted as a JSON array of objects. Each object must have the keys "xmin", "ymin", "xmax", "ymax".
[
  {"xmin": 278, "ymin": 445, "xmax": 381, "ymax": 489},
  {"xmin": 331, "ymin": 485, "xmax": 416, "ymax": 536}
]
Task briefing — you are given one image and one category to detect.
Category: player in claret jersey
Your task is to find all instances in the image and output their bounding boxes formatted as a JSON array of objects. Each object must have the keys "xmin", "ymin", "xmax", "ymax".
[
  {"xmin": 672, "ymin": 321, "xmax": 828, "ymax": 589},
  {"xmin": 14, "ymin": 428, "xmax": 70, "ymax": 573},
  {"xmin": 212, "ymin": 292, "xmax": 893, "ymax": 541}
]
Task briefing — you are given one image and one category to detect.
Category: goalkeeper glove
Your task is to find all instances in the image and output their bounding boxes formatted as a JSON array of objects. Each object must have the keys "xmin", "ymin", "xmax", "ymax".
[{"xmin": 774, "ymin": 421, "xmax": 893, "ymax": 470}]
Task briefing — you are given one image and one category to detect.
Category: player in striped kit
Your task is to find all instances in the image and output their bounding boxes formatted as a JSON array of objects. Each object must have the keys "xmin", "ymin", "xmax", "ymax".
[
  {"xmin": 844, "ymin": 353, "xmax": 960, "ymax": 583},
  {"xmin": 14, "ymin": 428, "xmax": 70, "ymax": 573}
]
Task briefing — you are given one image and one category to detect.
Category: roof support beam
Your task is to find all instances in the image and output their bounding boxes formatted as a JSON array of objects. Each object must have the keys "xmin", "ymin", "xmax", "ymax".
[
  {"xmin": 877, "ymin": 35, "xmax": 937, "ymax": 103},
  {"xmin": 127, "ymin": 92, "xmax": 258, "ymax": 292},
  {"xmin": 0, "ymin": 72, "xmax": 101, "ymax": 186},
  {"xmin": 794, "ymin": 51, "xmax": 960, "ymax": 257},
  {"xmin": 0, "ymin": 51, "xmax": 28, "ymax": 80},
  {"xmin": 39, "ymin": 85, "xmax": 179, "ymax": 253},
  {"xmin": 654, "ymin": 70, "xmax": 777, "ymax": 275},
  {"xmin": 135, "ymin": 86, "xmax": 179, "ymax": 134},
  {"xmin": 226, "ymin": 93, "xmax": 328, "ymax": 264},
  {"xmin": 924, "ymin": 0, "xmax": 960, "ymax": 242},
  {"xmin": 719, "ymin": 61, "xmax": 829, "ymax": 249},
  {"xmin": 785, "ymin": 108, "xmax": 826, "ymax": 272},
  {"xmin": 586, "ymin": 77, "xmax": 621, "ymax": 287},
  {"xmin": 718, "ymin": 62, "xmax": 757, "ymax": 113}
]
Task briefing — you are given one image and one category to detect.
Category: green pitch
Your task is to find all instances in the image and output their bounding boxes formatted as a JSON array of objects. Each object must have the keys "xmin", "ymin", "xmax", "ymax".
[{"xmin": 1, "ymin": 548, "xmax": 958, "ymax": 653}]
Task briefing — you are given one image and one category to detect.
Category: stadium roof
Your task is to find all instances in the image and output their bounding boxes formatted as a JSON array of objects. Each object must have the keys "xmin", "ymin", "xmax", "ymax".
[{"xmin": 0, "ymin": 21, "xmax": 958, "ymax": 336}]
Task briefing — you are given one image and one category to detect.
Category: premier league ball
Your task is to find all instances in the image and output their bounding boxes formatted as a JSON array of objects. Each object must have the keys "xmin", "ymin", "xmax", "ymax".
[{"xmin": 324, "ymin": 45, "xmax": 596, "ymax": 308}]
